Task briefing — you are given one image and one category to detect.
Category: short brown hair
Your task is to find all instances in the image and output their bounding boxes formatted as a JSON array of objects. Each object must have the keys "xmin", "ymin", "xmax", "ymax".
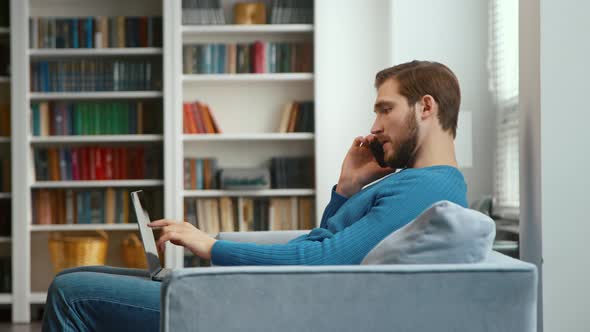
[{"xmin": 375, "ymin": 61, "xmax": 461, "ymax": 138}]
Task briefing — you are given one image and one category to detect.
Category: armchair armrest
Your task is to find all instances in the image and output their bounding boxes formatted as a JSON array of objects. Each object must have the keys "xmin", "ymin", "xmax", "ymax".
[{"xmin": 215, "ymin": 230, "xmax": 309, "ymax": 244}]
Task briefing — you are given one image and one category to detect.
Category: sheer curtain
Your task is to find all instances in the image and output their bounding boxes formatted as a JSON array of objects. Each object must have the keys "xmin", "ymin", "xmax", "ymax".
[{"xmin": 488, "ymin": 0, "xmax": 519, "ymax": 218}]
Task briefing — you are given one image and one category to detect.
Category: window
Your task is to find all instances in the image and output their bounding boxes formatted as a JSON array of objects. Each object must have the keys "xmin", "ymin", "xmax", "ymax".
[{"xmin": 488, "ymin": 0, "xmax": 519, "ymax": 218}]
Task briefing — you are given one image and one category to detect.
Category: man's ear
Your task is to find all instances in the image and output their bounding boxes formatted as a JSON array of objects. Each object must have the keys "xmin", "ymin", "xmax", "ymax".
[{"xmin": 420, "ymin": 95, "xmax": 436, "ymax": 119}]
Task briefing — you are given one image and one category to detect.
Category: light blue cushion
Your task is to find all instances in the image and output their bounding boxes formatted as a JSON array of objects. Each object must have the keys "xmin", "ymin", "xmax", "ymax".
[{"xmin": 361, "ymin": 200, "xmax": 496, "ymax": 265}]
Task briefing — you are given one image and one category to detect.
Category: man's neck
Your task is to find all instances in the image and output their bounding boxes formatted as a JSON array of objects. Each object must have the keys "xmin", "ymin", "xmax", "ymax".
[{"xmin": 411, "ymin": 132, "xmax": 459, "ymax": 169}]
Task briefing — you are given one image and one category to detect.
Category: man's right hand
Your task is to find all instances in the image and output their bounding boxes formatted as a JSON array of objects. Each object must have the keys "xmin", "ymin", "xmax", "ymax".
[{"xmin": 336, "ymin": 135, "xmax": 395, "ymax": 198}]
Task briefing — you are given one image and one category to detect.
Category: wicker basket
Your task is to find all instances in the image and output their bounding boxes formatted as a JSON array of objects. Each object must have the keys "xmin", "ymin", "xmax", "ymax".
[
  {"xmin": 121, "ymin": 233, "xmax": 148, "ymax": 269},
  {"xmin": 48, "ymin": 231, "xmax": 108, "ymax": 273}
]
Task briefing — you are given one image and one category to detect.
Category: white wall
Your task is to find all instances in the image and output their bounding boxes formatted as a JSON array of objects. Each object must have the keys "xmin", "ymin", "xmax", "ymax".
[
  {"xmin": 538, "ymin": 0, "xmax": 590, "ymax": 330},
  {"xmin": 390, "ymin": 0, "xmax": 495, "ymax": 204},
  {"xmin": 314, "ymin": 0, "xmax": 392, "ymax": 221},
  {"xmin": 519, "ymin": 0, "xmax": 543, "ymax": 330}
]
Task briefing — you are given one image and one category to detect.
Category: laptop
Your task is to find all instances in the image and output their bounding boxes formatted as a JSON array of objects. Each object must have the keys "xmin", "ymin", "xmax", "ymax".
[{"xmin": 131, "ymin": 190, "xmax": 173, "ymax": 282}]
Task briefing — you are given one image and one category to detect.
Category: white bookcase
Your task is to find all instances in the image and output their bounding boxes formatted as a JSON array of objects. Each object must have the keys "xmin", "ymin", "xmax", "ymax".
[
  {"xmin": 5, "ymin": 0, "xmax": 319, "ymax": 322},
  {"xmin": 170, "ymin": 0, "xmax": 316, "ymax": 268},
  {"xmin": 9, "ymin": 0, "xmax": 170, "ymax": 322}
]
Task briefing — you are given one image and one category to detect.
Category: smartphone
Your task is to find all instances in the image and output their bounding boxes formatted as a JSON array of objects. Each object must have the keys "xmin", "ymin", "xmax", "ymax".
[{"xmin": 369, "ymin": 140, "xmax": 387, "ymax": 167}]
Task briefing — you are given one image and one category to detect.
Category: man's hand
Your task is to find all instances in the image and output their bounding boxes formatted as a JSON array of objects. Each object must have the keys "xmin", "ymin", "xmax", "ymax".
[
  {"xmin": 148, "ymin": 219, "xmax": 217, "ymax": 260},
  {"xmin": 336, "ymin": 135, "xmax": 395, "ymax": 197}
]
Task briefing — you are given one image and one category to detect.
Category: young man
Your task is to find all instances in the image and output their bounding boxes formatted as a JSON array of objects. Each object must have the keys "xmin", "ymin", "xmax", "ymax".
[{"xmin": 42, "ymin": 60, "xmax": 468, "ymax": 330}]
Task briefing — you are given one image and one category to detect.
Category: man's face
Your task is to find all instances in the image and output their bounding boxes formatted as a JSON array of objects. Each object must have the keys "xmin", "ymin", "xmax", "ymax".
[{"xmin": 371, "ymin": 78, "xmax": 419, "ymax": 169}]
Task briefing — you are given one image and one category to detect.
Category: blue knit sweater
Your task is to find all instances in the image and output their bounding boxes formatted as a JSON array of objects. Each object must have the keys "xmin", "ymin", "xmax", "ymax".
[{"xmin": 211, "ymin": 165, "xmax": 468, "ymax": 265}]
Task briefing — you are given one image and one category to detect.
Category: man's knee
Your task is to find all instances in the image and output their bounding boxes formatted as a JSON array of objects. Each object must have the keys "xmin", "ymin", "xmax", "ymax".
[{"xmin": 48, "ymin": 272, "xmax": 78, "ymax": 302}]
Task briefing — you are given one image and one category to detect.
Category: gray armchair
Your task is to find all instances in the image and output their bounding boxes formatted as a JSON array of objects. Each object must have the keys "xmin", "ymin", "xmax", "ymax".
[{"xmin": 160, "ymin": 231, "xmax": 537, "ymax": 332}]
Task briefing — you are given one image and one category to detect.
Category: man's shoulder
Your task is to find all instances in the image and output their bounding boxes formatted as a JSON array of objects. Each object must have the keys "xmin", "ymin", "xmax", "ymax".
[{"xmin": 375, "ymin": 166, "xmax": 466, "ymax": 196}]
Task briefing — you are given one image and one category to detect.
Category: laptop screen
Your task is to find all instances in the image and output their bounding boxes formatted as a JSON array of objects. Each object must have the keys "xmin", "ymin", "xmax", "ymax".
[{"xmin": 131, "ymin": 190, "xmax": 162, "ymax": 275}]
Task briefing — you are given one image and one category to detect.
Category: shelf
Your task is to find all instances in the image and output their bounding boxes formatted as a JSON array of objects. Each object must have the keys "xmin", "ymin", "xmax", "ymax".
[
  {"xmin": 30, "ymin": 292, "xmax": 47, "ymax": 304},
  {"xmin": 32, "ymin": 180, "xmax": 164, "ymax": 189},
  {"xmin": 29, "ymin": 91, "xmax": 163, "ymax": 100},
  {"xmin": 30, "ymin": 224, "xmax": 138, "ymax": 232},
  {"xmin": 183, "ymin": 73, "xmax": 314, "ymax": 83},
  {"xmin": 0, "ymin": 236, "xmax": 11, "ymax": 243},
  {"xmin": 0, "ymin": 193, "xmax": 11, "ymax": 199},
  {"xmin": 0, "ymin": 27, "xmax": 8, "ymax": 34},
  {"xmin": 30, "ymin": 135, "xmax": 164, "ymax": 145},
  {"xmin": 182, "ymin": 24, "xmax": 313, "ymax": 35},
  {"xmin": 183, "ymin": 133, "xmax": 314, "ymax": 142},
  {"xmin": 29, "ymin": 47, "xmax": 163, "ymax": 58},
  {"xmin": 183, "ymin": 189, "xmax": 315, "ymax": 198},
  {"xmin": 0, "ymin": 76, "xmax": 9, "ymax": 83},
  {"xmin": 0, "ymin": 137, "xmax": 9, "ymax": 143},
  {"xmin": 0, "ymin": 294, "xmax": 12, "ymax": 304}
]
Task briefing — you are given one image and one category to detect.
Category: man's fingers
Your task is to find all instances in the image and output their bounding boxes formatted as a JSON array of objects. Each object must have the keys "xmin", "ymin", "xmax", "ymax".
[
  {"xmin": 157, "ymin": 232, "xmax": 181, "ymax": 252},
  {"xmin": 352, "ymin": 136, "xmax": 365, "ymax": 147},
  {"xmin": 148, "ymin": 219, "xmax": 175, "ymax": 228}
]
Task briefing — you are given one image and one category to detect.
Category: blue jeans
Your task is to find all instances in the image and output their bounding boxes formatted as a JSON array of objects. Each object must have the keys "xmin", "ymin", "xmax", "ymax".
[{"xmin": 42, "ymin": 266, "xmax": 161, "ymax": 332}]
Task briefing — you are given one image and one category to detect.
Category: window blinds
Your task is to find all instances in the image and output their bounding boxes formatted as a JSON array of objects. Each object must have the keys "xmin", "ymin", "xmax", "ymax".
[{"xmin": 488, "ymin": 0, "xmax": 520, "ymax": 217}]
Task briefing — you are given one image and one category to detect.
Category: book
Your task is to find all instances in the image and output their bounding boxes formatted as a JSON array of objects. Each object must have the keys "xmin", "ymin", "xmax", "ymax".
[{"xmin": 183, "ymin": 101, "xmax": 221, "ymax": 134}]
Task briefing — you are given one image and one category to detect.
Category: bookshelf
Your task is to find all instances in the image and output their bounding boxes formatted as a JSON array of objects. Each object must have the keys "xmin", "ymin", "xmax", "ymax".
[
  {"xmin": 31, "ymin": 180, "xmax": 164, "ymax": 189},
  {"xmin": 183, "ymin": 132, "xmax": 314, "ymax": 141},
  {"xmin": 29, "ymin": 91, "xmax": 163, "ymax": 100},
  {"xmin": 9, "ymin": 0, "xmax": 171, "ymax": 320},
  {"xmin": 181, "ymin": 24, "xmax": 313, "ymax": 34},
  {"xmin": 183, "ymin": 188, "xmax": 316, "ymax": 198},
  {"xmin": 5, "ymin": 0, "xmax": 321, "ymax": 320},
  {"xmin": 183, "ymin": 73, "xmax": 314, "ymax": 82},
  {"xmin": 30, "ymin": 134, "xmax": 164, "ymax": 144},
  {"xmin": 171, "ymin": 0, "xmax": 316, "ymax": 268},
  {"xmin": 28, "ymin": 47, "xmax": 163, "ymax": 57},
  {"xmin": 31, "ymin": 224, "xmax": 138, "ymax": 232}
]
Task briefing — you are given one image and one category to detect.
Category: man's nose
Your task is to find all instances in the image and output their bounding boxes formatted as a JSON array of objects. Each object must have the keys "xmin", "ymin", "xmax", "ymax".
[{"xmin": 370, "ymin": 120, "xmax": 383, "ymax": 135}]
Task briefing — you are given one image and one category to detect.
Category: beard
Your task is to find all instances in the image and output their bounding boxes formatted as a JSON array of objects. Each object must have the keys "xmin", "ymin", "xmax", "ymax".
[{"xmin": 384, "ymin": 108, "xmax": 419, "ymax": 169}]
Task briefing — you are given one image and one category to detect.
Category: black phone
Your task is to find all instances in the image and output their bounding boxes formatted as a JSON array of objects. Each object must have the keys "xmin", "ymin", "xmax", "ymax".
[{"xmin": 369, "ymin": 140, "xmax": 387, "ymax": 168}]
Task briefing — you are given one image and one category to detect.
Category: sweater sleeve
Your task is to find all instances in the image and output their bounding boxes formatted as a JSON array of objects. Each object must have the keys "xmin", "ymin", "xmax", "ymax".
[
  {"xmin": 210, "ymin": 184, "xmax": 429, "ymax": 266},
  {"xmin": 319, "ymin": 184, "xmax": 348, "ymax": 229}
]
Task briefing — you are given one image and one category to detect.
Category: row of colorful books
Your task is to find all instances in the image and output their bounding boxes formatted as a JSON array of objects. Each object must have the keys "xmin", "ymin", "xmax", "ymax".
[
  {"xmin": 29, "ymin": 16, "xmax": 163, "ymax": 49},
  {"xmin": 270, "ymin": 0, "xmax": 314, "ymax": 24},
  {"xmin": 33, "ymin": 146, "xmax": 162, "ymax": 181},
  {"xmin": 32, "ymin": 188, "xmax": 163, "ymax": 225},
  {"xmin": 183, "ymin": 101, "xmax": 222, "ymax": 134},
  {"xmin": 0, "ymin": 199, "xmax": 10, "ymax": 237},
  {"xmin": 0, "ymin": 158, "xmax": 9, "ymax": 192},
  {"xmin": 0, "ymin": 103, "xmax": 9, "ymax": 136},
  {"xmin": 183, "ymin": 42, "xmax": 313, "ymax": 74},
  {"xmin": 277, "ymin": 101, "xmax": 315, "ymax": 133},
  {"xmin": 31, "ymin": 101, "xmax": 162, "ymax": 136},
  {"xmin": 270, "ymin": 157, "xmax": 314, "ymax": 189},
  {"xmin": 182, "ymin": 0, "xmax": 225, "ymax": 25},
  {"xmin": 30, "ymin": 60, "xmax": 162, "ymax": 92},
  {"xmin": 184, "ymin": 158, "xmax": 219, "ymax": 190},
  {"xmin": 184, "ymin": 196, "xmax": 315, "ymax": 234}
]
